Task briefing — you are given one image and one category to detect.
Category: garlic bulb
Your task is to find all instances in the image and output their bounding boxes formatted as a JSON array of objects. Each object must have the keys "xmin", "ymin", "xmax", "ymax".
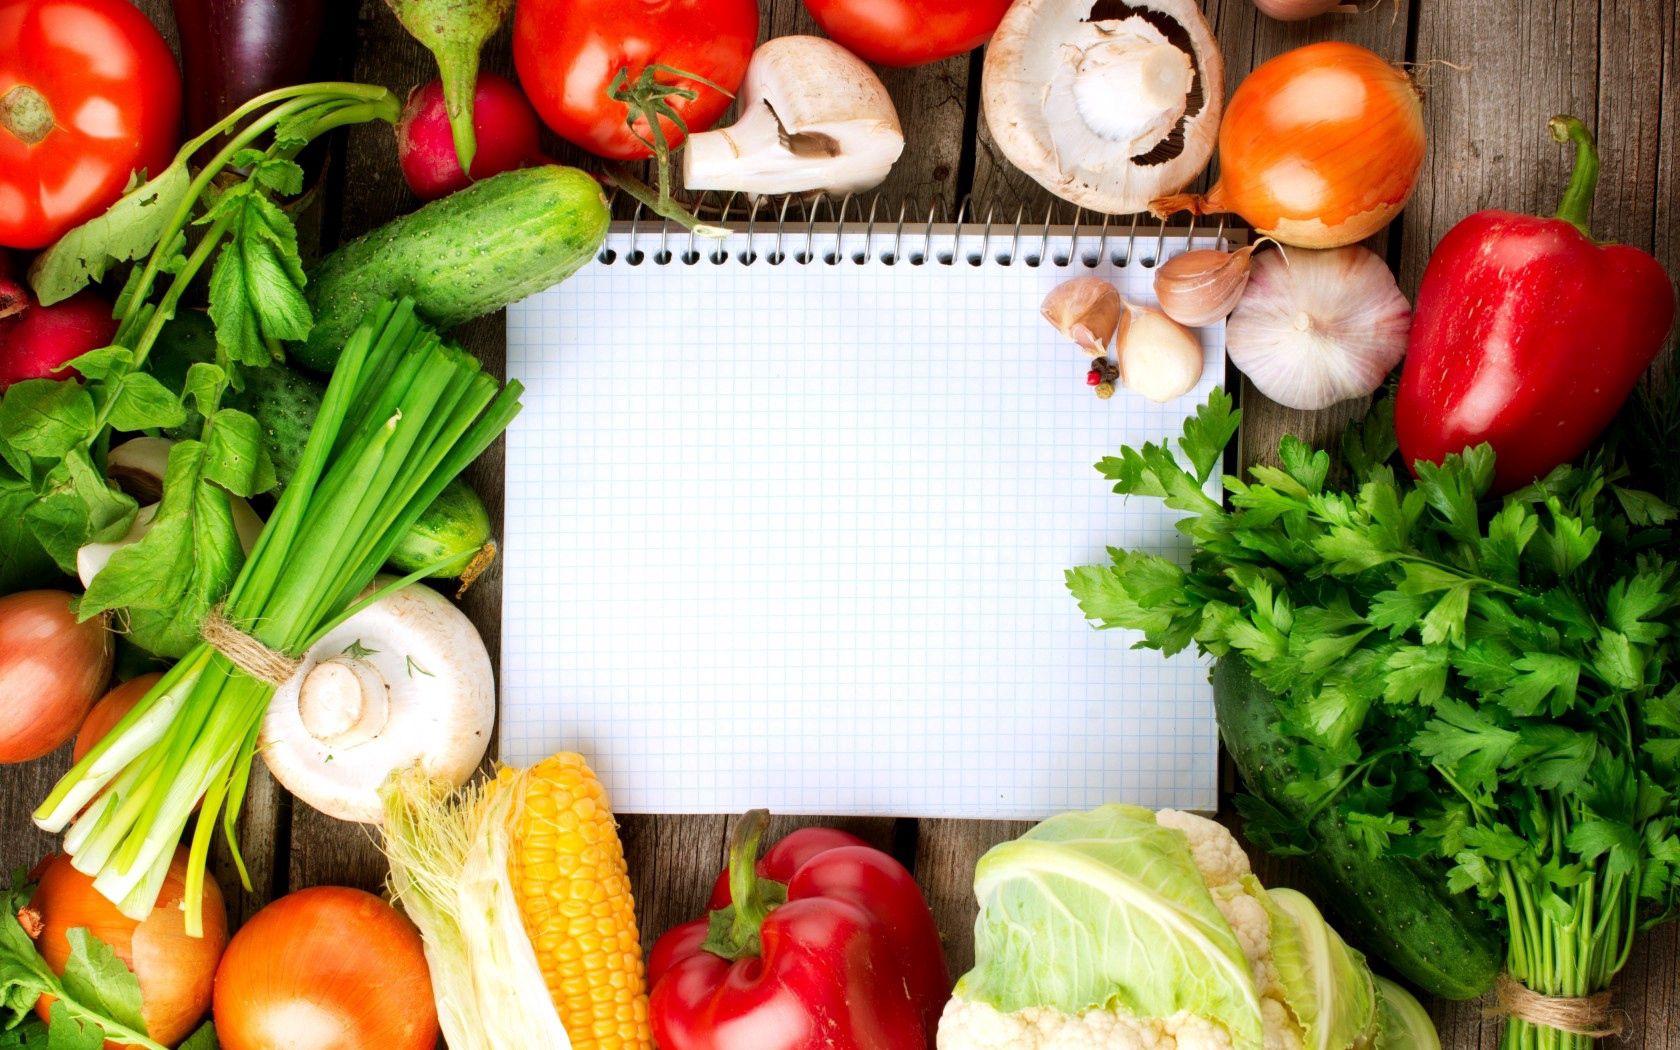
[
  {"xmin": 1226, "ymin": 245, "xmax": 1411, "ymax": 411},
  {"xmin": 1154, "ymin": 244, "xmax": 1264, "ymax": 327},
  {"xmin": 1042, "ymin": 277, "xmax": 1122, "ymax": 356},
  {"xmin": 1118, "ymin": 299, "xmax": 1204, "ymax": 403}
]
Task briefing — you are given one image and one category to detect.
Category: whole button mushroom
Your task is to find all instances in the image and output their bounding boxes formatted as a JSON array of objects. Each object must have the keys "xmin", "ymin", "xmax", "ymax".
[{"xmin": 260, "ymin": 576, "xmax": 495, "ymax": 824}]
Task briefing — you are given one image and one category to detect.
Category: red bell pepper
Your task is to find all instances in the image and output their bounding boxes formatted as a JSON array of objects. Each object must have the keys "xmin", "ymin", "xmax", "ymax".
[
  {"xmin": 648, "ymin": 810, "xmax": 951, "ymax": 1050},
  {"xmin": 1396, "ymin": 116, "xmax": 1676, "ymax": 494}
]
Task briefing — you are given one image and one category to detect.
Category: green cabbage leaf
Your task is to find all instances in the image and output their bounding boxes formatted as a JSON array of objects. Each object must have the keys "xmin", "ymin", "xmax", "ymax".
[
  {"xmin": 1266, "ymin": 886, "xmax": 1379, "ymax": 1050},
  {"xmin": 958, "ymin": 805, "xmax": 1264, "ymax": 1049}
]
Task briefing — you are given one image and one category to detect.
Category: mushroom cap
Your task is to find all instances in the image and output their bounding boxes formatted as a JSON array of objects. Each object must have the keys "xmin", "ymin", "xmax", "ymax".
[
  {"xmin": 261, "ymin": 577, "xmax": 495, "ymax": 824},
  {"xmin": 982, "ymin": 0, "xmax": 1225, "ymax": 214},
  {"xmin": 683, "ymin": 35, "xmax": 906, "ymax": 196}
]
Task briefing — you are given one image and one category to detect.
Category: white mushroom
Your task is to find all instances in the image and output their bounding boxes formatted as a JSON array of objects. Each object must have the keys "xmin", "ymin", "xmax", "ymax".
[
  {"xmin": 77, "ymin": 437, "xmax": 265, "ymax": 587},
  {"xmin": 983, "ymin": 0, "xmax": 1225, "ymax": 214},
  {"xmin": 683, "ymin": 36, "xmax": 906, "ymax": 196},
  {"xmin": 260, "ymin": 577, "xmax": 494, "ymax": 824}
]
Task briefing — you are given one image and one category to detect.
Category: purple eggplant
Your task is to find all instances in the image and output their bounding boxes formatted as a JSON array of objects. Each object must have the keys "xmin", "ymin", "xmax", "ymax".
[{"xmin": 169, "ymin": 0, "xmax": 331, "ymax": 134}]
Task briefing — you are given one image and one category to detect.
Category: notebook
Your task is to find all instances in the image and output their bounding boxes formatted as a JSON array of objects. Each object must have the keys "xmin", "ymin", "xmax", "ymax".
[{"xmin": 501, "ymin": 207, "xmax": 1228, "ymax": 819}]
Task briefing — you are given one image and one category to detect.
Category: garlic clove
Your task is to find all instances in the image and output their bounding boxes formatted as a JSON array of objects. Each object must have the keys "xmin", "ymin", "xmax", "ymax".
[
  {"xmin": 1226, "ymin": 245, "xmax": 1412, "ymax": 411},
  {"xmin": 1153, "ymin": 244, "xmax": 1261, "ymax": 328},
  {"xmin": 1042, "ymin": 277, "xmax": 1122, "ymax": 356},
  {"xmin": 1118, "ymin": 300, "xmax": 1205, "ymax": 403}
]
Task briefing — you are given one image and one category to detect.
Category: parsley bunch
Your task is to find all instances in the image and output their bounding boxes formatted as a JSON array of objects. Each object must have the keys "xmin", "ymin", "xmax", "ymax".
[
  {"xmin": 1069, "ymin": 390, "xmax": 1680, "ymax": 1050},
  {"xmin": 0, "ymin": 82, "xmax": 401, "ymax": 656}
]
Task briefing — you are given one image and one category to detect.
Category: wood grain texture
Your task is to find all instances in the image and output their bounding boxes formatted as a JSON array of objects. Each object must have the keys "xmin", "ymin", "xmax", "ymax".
[{"xmin": 0, "ymin": 1, "xmax": 1676, "ymax": 1046}]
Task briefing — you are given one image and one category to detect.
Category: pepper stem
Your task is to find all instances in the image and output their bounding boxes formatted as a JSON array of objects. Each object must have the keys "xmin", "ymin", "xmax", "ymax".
[
  {"xmin": 1548, "ymin": 115, "xmax": 1600, "ymax": 238},
  {"xmin": 700, "ymin": 809, "xmax": 789, "ymax": 961},
  {"xmin": 0, "ymin": 85, "xmax": 54, "ymax": 146}
]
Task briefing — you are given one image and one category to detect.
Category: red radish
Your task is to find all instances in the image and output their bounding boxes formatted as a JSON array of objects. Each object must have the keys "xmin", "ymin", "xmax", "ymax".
[
  {"xmin": 0, "ymin": 288, "xmax": 118, "ymax": 390},
  {"xmin": 0, "ymin": 251, "xmax": 25, "ymax": 320},
  {"xmin": 397, "ymin": 74, "xmax": 543, "ymax": 201}
]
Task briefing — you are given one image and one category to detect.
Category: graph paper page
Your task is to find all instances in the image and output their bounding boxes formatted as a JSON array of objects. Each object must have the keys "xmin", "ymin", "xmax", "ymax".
[{"xmin": 502, "ymin": 227, "xmax": 1223, "ymax": 818}]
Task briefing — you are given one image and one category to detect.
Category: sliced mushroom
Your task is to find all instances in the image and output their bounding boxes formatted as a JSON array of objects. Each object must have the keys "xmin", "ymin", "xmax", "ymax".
[
  {"xmin": 260, "ymin": 578, "xmax": 494, "ymax": 824},
  {"xmin": 983, "ymin": 0, "xmax": 1225, "ymax": 214},
  {"xmin": 683, "ymin": 36, "xmax": 906, "ymax": 196}
]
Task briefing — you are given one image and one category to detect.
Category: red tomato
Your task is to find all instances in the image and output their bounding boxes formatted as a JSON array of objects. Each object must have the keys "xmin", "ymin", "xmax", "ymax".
[
  {"xmin": 803, "ymin": 0, "xmax": 1012, "ymax": 67},
  {"xmin": 512, "ymin": 0, "xmax": 758, "ymax": 161},
  {"xmin": 0, "ymin": 0, "xmax": 181, "ymax": 250}
]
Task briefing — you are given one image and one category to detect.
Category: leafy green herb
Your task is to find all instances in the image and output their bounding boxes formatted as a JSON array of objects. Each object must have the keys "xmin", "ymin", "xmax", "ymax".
[
  {"xmin": 38, "ymin": 300, "xmax": 522, "ymax": 936},
  {"xmin": 0, "ymin": 82, "xmax": 401, "ymax": 653},
  {"xmin": 1070, "ymin": 389, "xmax": 1680, "ymax": 1050}
]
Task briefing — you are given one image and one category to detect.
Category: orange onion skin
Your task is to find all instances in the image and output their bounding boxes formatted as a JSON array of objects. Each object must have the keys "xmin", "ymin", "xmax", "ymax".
[
  {"xmin": 213, "ymin": 886, "xmax": 439, "ymax": 1050},
  {"xmin": 1154, "ymin": 42, "xmax": 1425, "ymax": 248},
  {"xmin": 0, "ymin": 591, "xmax": 114, "ymax": 763},
  {"xmin": 29, "ymin": 849, "xmax": 227, "ymax": 1047},
  {"xmin": 73, "ymin": 673, "xmax": 163, "ymax": 763}
]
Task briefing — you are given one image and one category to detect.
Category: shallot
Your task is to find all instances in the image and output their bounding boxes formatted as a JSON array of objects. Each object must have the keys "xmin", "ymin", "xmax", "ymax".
[{"xmin": 1226, "ymin": 245, "xmax": 1412, "ymax": 410}]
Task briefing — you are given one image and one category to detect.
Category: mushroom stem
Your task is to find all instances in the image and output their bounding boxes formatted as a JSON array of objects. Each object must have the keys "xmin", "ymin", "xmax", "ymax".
[
  {"xmin": 1071, "ymin": 39, "xmax": 1193, "ymax": 153},
  {"xmin": 297, "ymin": 657, "xmax": 391, "ymax": 749}
]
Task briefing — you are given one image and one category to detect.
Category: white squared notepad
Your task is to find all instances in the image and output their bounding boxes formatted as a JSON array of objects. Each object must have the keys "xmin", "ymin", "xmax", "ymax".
[{"xmin": 502, "ymin": 222, "xmax": 1224, "ymax": 818}]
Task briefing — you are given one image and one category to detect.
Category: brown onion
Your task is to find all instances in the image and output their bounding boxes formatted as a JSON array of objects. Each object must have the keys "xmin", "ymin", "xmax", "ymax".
[
  {"xmin": 213, "ymin": 887, "xmax": 439, "ymax": 1050},
  {"xmin": 26, "ymin": 849, "xmax": 227, "ymax": 1047},
  {"xmin": 73, "ymin": 673, "xmax": 163, "ymax": 763},
  {"xmin": 0, "ymin": 590, "xmax": 114, "ymax": 762}
]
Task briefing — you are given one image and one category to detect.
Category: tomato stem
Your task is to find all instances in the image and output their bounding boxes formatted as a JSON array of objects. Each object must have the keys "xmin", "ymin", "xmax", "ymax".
[
  {"xmin": 1548, "ymin": 115, "xmax": 1600, "ymax": 238},
  {"xmin": 0, "ymin": 85, "xmax": 54, "ymax": 146},
  {"xmin": 607, "ymin": 63, "xmax": 732, "ymax": 213}
]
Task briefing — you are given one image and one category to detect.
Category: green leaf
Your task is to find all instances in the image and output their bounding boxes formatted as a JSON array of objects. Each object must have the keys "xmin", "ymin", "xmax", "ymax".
[
  {"xmin": 1419, "ymin": 584, "xmax": 1471, "ymax": 648},
  {"xmin": 1497, "ymin": 653, "xmax": 1580, "ymax": 717},
  {"xmin": 1277, "ymin": 436, "xmax": 1331, "ymax": 494},
  {"xmin": 1383, "ymin": 647, "xmax": 1450, "ymax": 707},
  {"xmin": 202, "ymin": 409, "xmax": 276, "ymax": 498},
  {"xmin": 182, "ymin": 363, "xmax": 228, "ymax": 418},
  {"xmin": 1179, "ymin": 388, "xmax": 1240, "ymax": 482},
  {"xmin": 1567, "ymin": 819, "xmax": 1641, "ymax": 877},
  {"xmin": 79, "ymin": 440, "xmax": 245, "ymax": 658},
  {"xmin": 1264, "ymin": 887, "xmax": 1379, "ymax": 1050},
  {"xmin": 1413, "ymin": 697, "xmax": 1517, "ymax": 790},
  {"xmin": 43, "ymin": 1003, "xmax": 101, "ymax": 1050},
  {"xmin": 0, "ymin": 381, "xmax": 96, "ymax": 459},
  {"xmin": 1606, "ymin": 572, "xmax": 1672, "ymax": 646},
  {"xmin": 62, "ymin": 346, "xmax": 133, "ymax": 382},
  {"xmin": 0, "ymin": 473, "xmax": 57, "ymax": 593},
  {"xmin": 1345, "ymin": 811, "xmax": 1413, "ymax": 854},
  {"xmin": 59, "ymin": 930, "xmax": 144, "ymax": 1035},
  {"xmin": 29, "ymin": 162, "xmax": 192, "ymax": 306},
  {"xmin": 1341, "ymin": 397, "xmax": 1398, "ymax": 481},
  {"xmin": 206, "ymin": 192, "xmax": 311, "ymax": 370},
  {"xmin": 1592, "ymin": 630, "xmax": 1644, "ymax": 691},
  {"xmin": 0, "ymin": 1018, "xmax": 49, "ymax": 1050},
  {"xmin": 1413, "ymin": 447, "xmax": 1494, "ymax": 543},
  {"xmin": 1509, "ymin": 725, "xmax": 1596, "ymax": 792},
  {"xmin": 26, "ymin": 450, "xmax": 137, "ymax": 572},
  {"xmin": 106, "ymin": 372, "xmax": 186, "ymax": 433},
  {"xmin": 177, "ymin": 1023, "xmax": 220, "ymax": 1050},
  {"xmin": 959, "ymin": 806, "xmax": 1265, "ymax": 1049}
]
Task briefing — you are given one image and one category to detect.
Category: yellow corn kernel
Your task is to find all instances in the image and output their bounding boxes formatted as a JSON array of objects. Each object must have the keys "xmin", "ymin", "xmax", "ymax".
[{"xmin": 497, "ymin": 754, "xmax": 653, "ymax": 1050}]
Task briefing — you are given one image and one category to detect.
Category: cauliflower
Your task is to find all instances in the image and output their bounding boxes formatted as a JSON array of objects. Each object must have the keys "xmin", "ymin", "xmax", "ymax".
[{"xmin": 939, "ymin": 806, "xmax": 1385, "ymax": 1050}]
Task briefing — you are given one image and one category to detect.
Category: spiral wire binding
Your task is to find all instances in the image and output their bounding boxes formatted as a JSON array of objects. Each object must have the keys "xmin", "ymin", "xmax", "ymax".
[{"xmin": 596, "ymin": 191, "xmax": 1230, "ymax": 271}]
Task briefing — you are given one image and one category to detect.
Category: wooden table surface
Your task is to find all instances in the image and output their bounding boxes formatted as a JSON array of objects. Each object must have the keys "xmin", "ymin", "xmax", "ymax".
[{"xmin": 3, "ymin": 0, "xmax": 1677, "ymax": 1046}]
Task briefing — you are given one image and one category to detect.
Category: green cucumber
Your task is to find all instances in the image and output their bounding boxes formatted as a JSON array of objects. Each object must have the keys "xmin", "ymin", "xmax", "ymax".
[
  {"xmin": 1213, "ymin": 658, "xmax": 1503, "ymax": 1000},
  {"xmin": 297, "ymin": 165, "xmax": 610, "ymax": 371},
  {"xmin": 387, "ymin": 476, "xmax": 496, "ymax": 589},
  {"xmin": 152, "ymin": 314, "xmax": 495, "ymax": 586}
]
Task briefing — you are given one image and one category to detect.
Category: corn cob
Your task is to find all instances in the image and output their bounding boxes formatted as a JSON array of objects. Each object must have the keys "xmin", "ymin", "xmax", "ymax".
[{"xmin": 496, "ymin": 753, "xmax": 653, "ymax": 1050}]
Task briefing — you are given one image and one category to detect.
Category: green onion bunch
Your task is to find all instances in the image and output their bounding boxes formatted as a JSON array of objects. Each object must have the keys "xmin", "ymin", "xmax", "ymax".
[{"xmin": 34, "ymin": 300, "xmax": 521, "ymax": 933}]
